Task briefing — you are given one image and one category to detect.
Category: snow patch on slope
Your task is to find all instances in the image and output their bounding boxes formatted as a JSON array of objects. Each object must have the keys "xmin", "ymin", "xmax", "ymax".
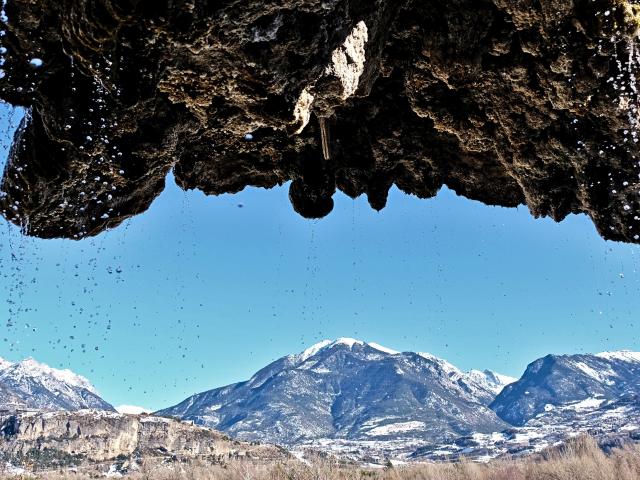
[
  {"xmin": 417, "ymin": 353, "xmax": 462, "ymax": 376},
  {"xmin": 567, "ymin": 397, "xmax": 607, "ymax": 411},
  {"xmin": 0, "ymin": 358, "xmax": 13, "ymax": 370},
  {"xmin": 572, "ymin": 361, "xmax": 616, "ymax": 384},
  {"xmin": 298, "ymin": 340, "xmax": 333, "ymax": 362},
  {"xmin": 366, "ymin": 421, "xmax": 426, "ymax": 436},
  {"xmin": 597, "ymin": 351, "xmax": 640, "ymax": 363},
  {"xmin": 368, "ymin": 342, "xmax": 399, "ymax": 355}
]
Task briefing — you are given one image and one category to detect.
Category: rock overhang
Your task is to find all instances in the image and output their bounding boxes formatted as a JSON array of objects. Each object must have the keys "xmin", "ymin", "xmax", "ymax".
[{"xmin": 0, "ymin": 0, "xmax": 639, "ymax": 242}]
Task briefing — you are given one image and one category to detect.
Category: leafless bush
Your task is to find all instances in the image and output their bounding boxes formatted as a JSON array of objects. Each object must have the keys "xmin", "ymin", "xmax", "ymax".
[{"xmin": 4, "ymin": 436, "xmax": 640, "ymax": 480}]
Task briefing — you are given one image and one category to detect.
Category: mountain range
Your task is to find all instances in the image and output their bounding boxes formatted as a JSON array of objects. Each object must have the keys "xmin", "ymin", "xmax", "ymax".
[
  {"xmin": 156, "ymin": 338, "xmax": 515, "ymax": 445},
  {"xmin": 2, "ymin": 341, "xmax": 640, "ymax": 462}
]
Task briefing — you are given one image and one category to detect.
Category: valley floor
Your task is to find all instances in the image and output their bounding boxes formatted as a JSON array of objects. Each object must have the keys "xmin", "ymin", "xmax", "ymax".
[{"xmin": 3, "ymin": 436, "xmax": 640, "ymax": 480}]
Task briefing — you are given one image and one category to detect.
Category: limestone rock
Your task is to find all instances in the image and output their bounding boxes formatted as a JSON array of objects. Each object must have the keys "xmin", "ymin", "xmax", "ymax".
[
  {"xmin": 0, "ymin": 0, "xmax": 639, "ymax": 242},
  {"xmin": 0, "ymin": 410, "xmax": 286, "ymax": 465}
]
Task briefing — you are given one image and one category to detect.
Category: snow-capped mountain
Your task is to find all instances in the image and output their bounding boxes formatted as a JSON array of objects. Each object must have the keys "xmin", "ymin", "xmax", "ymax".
[
  {"xmin": 490, "ymin": 351, "xmax": 640, "ymax": 426},
  {"xmin": 157, "ymin": 339, "xmax": 512, "ymax": 446},
  {"xmin": 1, "ymin": 346, "xmax": 639, "ymax": 465},
  {"xmin": 0, "ymin": 357, "xmax": 115, "ymax": 412}
]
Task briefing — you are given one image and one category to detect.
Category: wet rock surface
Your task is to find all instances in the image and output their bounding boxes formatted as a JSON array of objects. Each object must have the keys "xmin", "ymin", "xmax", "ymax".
[{"xmin": 1, "ymin": 0, "xmax": 640, "ymax": 241}]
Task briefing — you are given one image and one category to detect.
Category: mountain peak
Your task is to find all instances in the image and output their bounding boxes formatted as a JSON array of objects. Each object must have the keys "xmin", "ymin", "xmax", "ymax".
[
  {"xmin": 10, "ymin": 357, "xmax": 98, "ymax": 395},
  {"xmin": 158, "ymin": 340, "xmax": 511, "ymax": 446},
  {"xmin": 0, "ymin": 357, "xmax": 13, "ymax": 370},
  {"xmin": 0, "ymin": 355, "xmax": 114, "ymax": 412},
  {"xmin": 417, "ymin": 352, "xmax": 462, "ymax": 376},
  {"xmin": 296, "ymin": 338, "xmax": 399, "ymax": 362}
]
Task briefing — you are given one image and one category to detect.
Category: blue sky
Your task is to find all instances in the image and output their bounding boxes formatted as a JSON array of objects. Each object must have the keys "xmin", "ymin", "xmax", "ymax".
[{"xmin": 0, "ymin": 105, "xmax": 639, "ymax": 410}]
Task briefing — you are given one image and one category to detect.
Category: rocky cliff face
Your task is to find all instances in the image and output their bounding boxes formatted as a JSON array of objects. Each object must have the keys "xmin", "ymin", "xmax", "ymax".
[
  {"xmin": 0, "ymin": 411, "xmax": 285, "ymax": 465},
  {"xmin": 0, "ymin": 0, "xmax": 640, "ymax": 242}
]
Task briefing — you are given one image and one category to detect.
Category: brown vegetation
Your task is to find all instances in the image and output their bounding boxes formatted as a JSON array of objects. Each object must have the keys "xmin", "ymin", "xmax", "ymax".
[{"xmin": 2, "ymin": 436, "xmax": 640, "ymax": 480}]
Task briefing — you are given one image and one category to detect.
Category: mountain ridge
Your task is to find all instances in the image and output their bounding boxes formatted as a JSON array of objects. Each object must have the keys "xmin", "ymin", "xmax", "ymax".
[
  {"xmin": 2, "ymin": 344, "xmax": 640, "ymax": 463},
  {"xmin": 490, "ymin": 350, "xmax": 640, "ymax": 426},
  {"xmin": 156, "ymin": 338, "xmax": 514, "ymax": 445}
]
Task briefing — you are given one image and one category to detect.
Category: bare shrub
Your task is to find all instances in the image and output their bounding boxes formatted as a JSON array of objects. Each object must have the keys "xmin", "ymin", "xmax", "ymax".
[{"xmin": 3, "ymin": 436, "xmax": 640, "ymax": 480}]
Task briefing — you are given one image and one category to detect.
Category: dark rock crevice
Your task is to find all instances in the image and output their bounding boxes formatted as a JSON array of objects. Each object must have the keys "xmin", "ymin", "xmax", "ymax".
[{"xmin": 0, "ymin": 0, "xmax": 639, "ymax": 242}]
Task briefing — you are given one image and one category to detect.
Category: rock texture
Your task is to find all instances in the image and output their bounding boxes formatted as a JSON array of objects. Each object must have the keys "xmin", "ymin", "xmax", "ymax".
[
  {"xmin": 1, "ymin": 0, "xmax": 640, "ymax": 241},
  {"xmin": 0, "ymin": 411, "xmax": 286, "ymax": 465}
]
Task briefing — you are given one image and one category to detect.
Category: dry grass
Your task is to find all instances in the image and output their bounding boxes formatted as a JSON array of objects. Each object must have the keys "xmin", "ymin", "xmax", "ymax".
[{"xmin": 3, "ymin": 436, "xmax": 640, "ymax": 480}]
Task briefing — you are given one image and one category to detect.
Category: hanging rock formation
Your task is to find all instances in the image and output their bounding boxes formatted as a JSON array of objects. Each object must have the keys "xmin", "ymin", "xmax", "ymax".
[{"xmin": 1, "ymin": 0, "xmax": 640, "ymax": 242}]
